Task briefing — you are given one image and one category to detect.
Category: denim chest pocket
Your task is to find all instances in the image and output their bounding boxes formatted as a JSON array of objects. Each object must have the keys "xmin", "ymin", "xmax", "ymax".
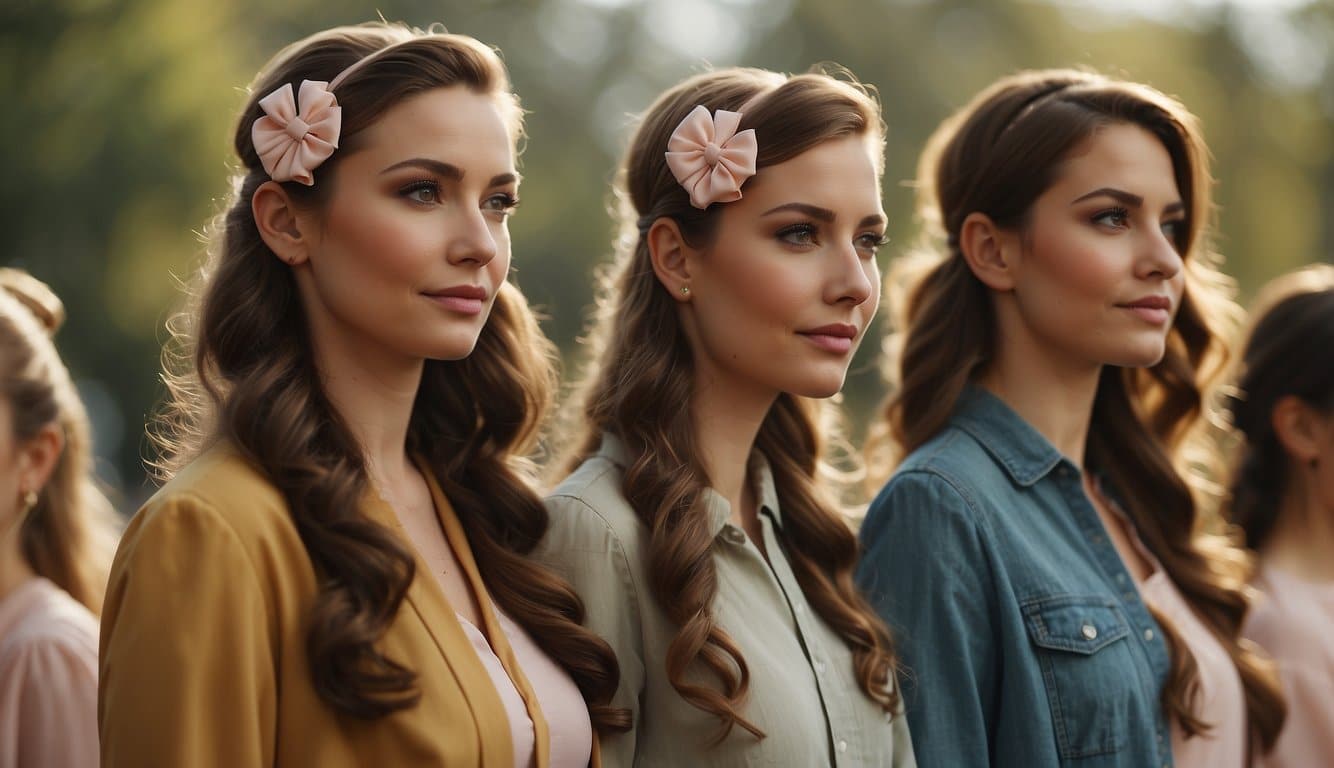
[{"xmin": 1022, "ymin": 594, "xmax": 1139, "ymax": 761}]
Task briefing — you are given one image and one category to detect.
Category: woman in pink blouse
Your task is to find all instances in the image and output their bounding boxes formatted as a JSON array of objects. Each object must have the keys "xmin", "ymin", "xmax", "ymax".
[
  {"xmin": 1225, "ymin": 264, "xmax": 1334, "ymax": 767},
  {"xmin": 0, "ymin": 268, "xmax": 118, "ymax": 768}
]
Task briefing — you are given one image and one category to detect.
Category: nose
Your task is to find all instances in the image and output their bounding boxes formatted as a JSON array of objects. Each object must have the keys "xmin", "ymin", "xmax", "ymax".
[
  {"xmin": 826, "ymin": 240, "xmax": 874, "ymax": 306},
  {"xmin": 1137, "ymin": 225, "xmax": 1183, "ymax": 282},
  {"xmin": 446, "ymin": 206, "xmax": 498, "ymax": 267}
]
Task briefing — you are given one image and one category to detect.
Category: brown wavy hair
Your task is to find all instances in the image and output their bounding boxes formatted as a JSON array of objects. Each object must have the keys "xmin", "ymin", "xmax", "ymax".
[
  {"xmin": 0, "ymin": 268, "xmax": 118, "ymax": 615},
  {"xmin": 151, "ymin": 22, "xmax": 627, "ymax": 729},
  {"xmin": 1223, "ymin": 264, "xmax": 1334, "ymax": 550},
  {"xmin": 555, "ymin": 67, "xmax": 900, "ymax": 743},
  {"xmin": 866, "ymin": 68, "xmax": 1285, "ymax": 751}
]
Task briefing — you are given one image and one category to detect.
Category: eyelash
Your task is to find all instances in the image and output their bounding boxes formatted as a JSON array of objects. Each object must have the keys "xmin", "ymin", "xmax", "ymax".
[
  {"xmin": 1092, "ymin": 207, "xmax": 1186, "ymax": 244},
  {"xmin": 1092, "ymin": 206, "xmax": 1130, "ymax": 229},
  {"xmin": 775, "ymin": 223, "xmax": 887, "ymax": 257},
  {"xmin": 397, "ymin": 180, "xmax": 521, "ymax": 217}
]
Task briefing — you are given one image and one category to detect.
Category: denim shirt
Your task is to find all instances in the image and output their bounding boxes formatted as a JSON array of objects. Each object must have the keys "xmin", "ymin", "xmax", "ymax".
[{"xmin": 856, "ymin": 387, "xmax": 1174, "ymax": 768}]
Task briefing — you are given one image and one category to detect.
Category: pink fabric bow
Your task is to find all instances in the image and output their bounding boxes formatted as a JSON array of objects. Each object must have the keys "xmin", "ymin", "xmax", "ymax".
[
  {"xmin": 665, "ymin": 105, "xmax": 758, "ymax": 209},
  {"xmin": 251, "ymin": 80, "xmax": 343, "ymax": 186}
]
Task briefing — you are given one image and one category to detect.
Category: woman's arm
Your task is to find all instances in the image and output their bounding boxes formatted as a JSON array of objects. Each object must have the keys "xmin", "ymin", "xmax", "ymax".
[
  {"xmin": 99, "ymin": 495, "xmax": 276, "ymax": 768},
  {"xmin": 857, "ymin": 471, "xmax": 1000, "ymax": 768}
]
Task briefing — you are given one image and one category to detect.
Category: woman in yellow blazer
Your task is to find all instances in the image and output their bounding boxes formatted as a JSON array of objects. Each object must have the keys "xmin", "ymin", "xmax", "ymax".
[{"xmin": 99, "ymin": 22, "xmax": 627, "ymax": 767}]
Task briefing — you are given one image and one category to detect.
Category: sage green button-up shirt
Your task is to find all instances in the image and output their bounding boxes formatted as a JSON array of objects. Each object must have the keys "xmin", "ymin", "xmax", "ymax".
[{"xmin": 536, "ymin": 435, "xmax": 916, "ymax": 768}]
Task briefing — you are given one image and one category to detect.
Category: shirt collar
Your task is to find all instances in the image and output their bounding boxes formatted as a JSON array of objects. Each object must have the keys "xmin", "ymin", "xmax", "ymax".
[
  {"xmin": 597, "ymin": 432, "xmax": 784, "ymax": 539},
  {"xmin": 951, "ymin": 384, "xmax": 1067, "ymax": 487}
]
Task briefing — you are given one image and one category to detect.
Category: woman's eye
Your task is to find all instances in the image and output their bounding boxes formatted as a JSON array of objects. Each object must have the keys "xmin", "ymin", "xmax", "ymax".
[
  {"xmin": 777, "ymin": 224, "xmax": 817, "ymax": 246},
  {"xmin": 400, "ymin": 181, "xmax": 440, "ymax": 204},
  {"xmin": 857, "ymin": 233, "xmax": 888, "ymax": 257},
  {"xmin": 1092, "ymin": 207, "xmax": 1130, "ymax": 229},
  {"xmin": 1161, "ymin": 219, "xmax": 1184, "ymax": 243},
  {"xmin": 483, "ymin": 193, "xmax": 520, "ymax": 216}
]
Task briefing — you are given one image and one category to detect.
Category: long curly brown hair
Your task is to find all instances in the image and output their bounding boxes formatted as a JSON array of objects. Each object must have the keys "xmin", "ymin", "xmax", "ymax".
[
  {"xmin": 555, "ymin": 67, "xmax": 901, "ymax": 743},
  {"xmin": 151, "ymin": 22, "xmax": 627, "ymax": 730},
  {"xmin": 867, "ymin": 68, "xmax": 1285, "ymax": 752},
  {"xmin": 0, "ymin": 268, "xmax": 118, "ymax": 615}
]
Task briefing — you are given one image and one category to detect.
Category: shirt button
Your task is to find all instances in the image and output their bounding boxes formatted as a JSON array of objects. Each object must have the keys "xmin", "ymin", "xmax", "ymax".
[
  {"xmin": 814, "ymin": 659, "xmax": 825, "ymax": 673},
  {"xmin": 837, "ymin": 740, "xmax": 848, "ymax": 753},
  {"xmin": 723, "ymin": 527, "xmax": 745, "ymax": 545},
  {"xmin": 1081, "ymin": 624, "xmax": 1098, "ymax": 640},
  {"xmin": 1144, "ymin": 628, "xmax": 1155, "ymax": 642}
]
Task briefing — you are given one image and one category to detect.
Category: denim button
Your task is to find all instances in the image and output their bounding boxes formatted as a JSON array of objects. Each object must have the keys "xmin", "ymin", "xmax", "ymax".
[
  {"xmin": 1081, "ymin": 624, "xmax": 1098, "ymax": 640},
  {"xmin": 1144, "ymin": 628, "xmax": 1155, "ymax": 642}
]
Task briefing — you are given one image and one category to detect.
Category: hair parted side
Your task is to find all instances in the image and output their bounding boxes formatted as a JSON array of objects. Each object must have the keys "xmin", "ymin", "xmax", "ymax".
[
  {"xmin": 866, "ymin": 68, "xmax": 1285, "ymax": 751},
  {"xmin": 554, "ymin": 65, "xmax": 901, "ymax": 744},
  {"xmin": 150, "ymin": 21, "xmax": 627, "ymax": 729},
  {"xmin": 0, "ymin": 268, "xmax": 118, "ymax": 615}
]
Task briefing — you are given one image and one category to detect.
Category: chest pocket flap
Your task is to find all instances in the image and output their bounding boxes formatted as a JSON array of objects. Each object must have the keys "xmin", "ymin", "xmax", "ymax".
[{"xmin": 1022, "ymin": 594, "xmax": 1130, "ymax": 655}]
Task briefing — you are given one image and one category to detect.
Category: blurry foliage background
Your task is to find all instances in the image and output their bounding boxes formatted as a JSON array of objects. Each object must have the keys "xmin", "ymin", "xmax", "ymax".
[{"xmin": 2, "ymin": 0, "xmax": 1331, "ymax": 509}]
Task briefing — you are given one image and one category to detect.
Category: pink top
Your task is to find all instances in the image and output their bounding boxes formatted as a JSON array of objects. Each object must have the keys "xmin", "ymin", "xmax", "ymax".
[
  {"xmin": 0, "ymin": 577, "xmax": 99, "ymax": 768},
  {"xmin": 1244, "ymin": 566, "xmax": 1334, "ymax": 768},
  {"xmin": 456, "ymin": 607, "xmax": 593, "ymax": 768},
  {"xmin": 1141, "ymin": 571, "xmax": 1248, "ymax": 768}
]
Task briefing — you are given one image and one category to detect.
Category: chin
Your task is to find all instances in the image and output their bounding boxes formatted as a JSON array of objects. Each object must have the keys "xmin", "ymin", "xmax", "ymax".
[
  {"xmin": 422, "ymin": 335, "xmax": 484, "ymax": 362},
  {"xmin": 786, "ymin": 375, "xmax": 847, "ymax": 400},
  {"xmin": 1106, "ymin": 344, "xmax": 1168, "ymax": 369}
]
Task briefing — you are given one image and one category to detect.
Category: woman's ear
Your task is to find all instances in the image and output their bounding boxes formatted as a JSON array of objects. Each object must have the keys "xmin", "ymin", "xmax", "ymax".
[
  {"xmin": 17, "ymin": 422, "xmax": 64, "ymax": 498},
  {"xmin": 646, "ymin": 217, "xmax": 695, "ymax": 303},
  {"xmin": 252, "ymin": 181, "xmax": 313, "ymax": 266},
  {"xmin": 959, "ymin": 212, "xmax": 1018, "ymax": 291},
  {"xmin": 1272, "ymin": 395, "xmax": 1326, "ymax": 466}
]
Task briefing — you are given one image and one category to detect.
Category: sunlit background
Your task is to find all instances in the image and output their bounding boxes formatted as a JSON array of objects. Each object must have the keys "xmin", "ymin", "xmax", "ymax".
[{"xmin": 4, "ymin": 0, "xmax": 1331, "ymax": 510}]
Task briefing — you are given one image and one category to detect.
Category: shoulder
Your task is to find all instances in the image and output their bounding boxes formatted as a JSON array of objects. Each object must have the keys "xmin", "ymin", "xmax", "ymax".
[
  {"xmin": 132, "ymin": 444, "xmax": 292, "ymax": 545},
  {"xmin": 114, "ymin": 444, "xmax": 305, "ymax": 588},
  {"xmin": 0, "ymin": 583, "xmax": 97, "ymax": 683},
  {"xmin": 542, "ymin": 456, "xmax": 644, "ymax": 560}
]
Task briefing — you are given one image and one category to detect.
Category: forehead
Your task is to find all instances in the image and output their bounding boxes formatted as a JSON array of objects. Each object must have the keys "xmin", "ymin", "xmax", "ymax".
[
  {"xmin": 741, "ymin": 134, "xmax": 882, "ymax": 206},
  {"xmin": 345, "ymin": 85, "xmax": 516, "ymax": 175},
  {"xmin": 1050, "ymin": 122, "xmax": 1181, "ymax": 202}
]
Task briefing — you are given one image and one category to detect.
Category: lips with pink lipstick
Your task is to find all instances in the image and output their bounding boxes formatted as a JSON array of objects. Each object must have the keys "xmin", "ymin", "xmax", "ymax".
[
  {"xmin": 1117, "ymin": 294, "xmax": 1172, "ymax": 325},
  {"xmin": 797, "ymin": 323, "xmax": 859, "ymax": 354},
  {"xmin": 423, "ymin": 284, "xmax": 488, "ymax": 316}
]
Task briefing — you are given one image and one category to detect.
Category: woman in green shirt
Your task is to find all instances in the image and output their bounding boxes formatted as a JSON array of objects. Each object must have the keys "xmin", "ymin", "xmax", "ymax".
[{"xmin": 536, "ymin": 66, "xmax": 915, "ymax": 767}]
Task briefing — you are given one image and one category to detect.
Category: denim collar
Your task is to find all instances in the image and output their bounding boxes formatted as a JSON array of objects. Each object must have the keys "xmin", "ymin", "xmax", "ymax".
[
  {"xmin": 950, "ymin": 385, "xmax": 1067, "ymax": 487},
  {"xmin": 597, "ymin": 432, "xmax": 783, "ymax": 538}
]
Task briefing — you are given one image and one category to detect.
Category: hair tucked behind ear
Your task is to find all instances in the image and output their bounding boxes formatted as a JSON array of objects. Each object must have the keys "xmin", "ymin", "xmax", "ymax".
[
  {"xmin": 0, "ymin": 269, "xmax": 118, "ymax": 616},
  {"xmin": 554, "ymin": 67, "xmax": 900, "ymax": 744},
  {"xmin": 868, "ymin": 68, "xmax": 1285, "ymax": 752},
  {"xmin": 152, "ymin": 22, "xmax": 626, "ymax": 729}
]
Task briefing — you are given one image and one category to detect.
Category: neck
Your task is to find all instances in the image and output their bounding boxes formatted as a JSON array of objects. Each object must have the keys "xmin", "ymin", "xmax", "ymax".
[
  {"xmin": 690, "ymin": 366, "xmax": 775, "ymax": 528},
  {"xmin": 1261, "ymin": 478, "xmax": 1334, "ymax": 583},
  {"xmin": 309, "ymin": 319, "xmax": 424, "ymax": 491},
  {"xmin": 0, "ymin": 519, "xmax": 36, "ymax": 601},
  {"xmin": 978, "ymin": 316, "xmax": 1102, "ymax": 466}
]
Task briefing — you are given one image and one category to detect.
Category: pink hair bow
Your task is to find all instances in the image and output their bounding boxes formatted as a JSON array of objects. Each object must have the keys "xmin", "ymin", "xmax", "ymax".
[
  {"xmin": 251, "ymin": 80, "xmax": 343, "ymax": 186},
  {"xmin": 665, "ymin": 105, "xmax": 758, "ymax": 209}
]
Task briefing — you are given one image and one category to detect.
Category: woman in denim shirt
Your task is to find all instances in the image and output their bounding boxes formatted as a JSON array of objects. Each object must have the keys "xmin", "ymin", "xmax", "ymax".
[{"xmin": 856, "ymin": 69, "xmax": 1286, "ymax": 768}]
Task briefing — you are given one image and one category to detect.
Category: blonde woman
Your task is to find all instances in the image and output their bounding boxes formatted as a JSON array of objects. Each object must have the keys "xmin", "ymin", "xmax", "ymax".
[{"xmin": 0, "ymin": 268, "xmax": 117, "ymax": 768}]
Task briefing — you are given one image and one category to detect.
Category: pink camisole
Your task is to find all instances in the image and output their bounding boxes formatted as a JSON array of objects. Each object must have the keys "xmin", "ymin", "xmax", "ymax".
[{"xmin": 456, "ymin": 607, "xmax": 593, "ymax": 768}]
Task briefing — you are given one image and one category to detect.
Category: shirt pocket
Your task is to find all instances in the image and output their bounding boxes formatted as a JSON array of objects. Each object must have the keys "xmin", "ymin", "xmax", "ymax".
[{"xmin": 1022, "ymin": 594, "xmax": 1136, "ymax": 761}]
